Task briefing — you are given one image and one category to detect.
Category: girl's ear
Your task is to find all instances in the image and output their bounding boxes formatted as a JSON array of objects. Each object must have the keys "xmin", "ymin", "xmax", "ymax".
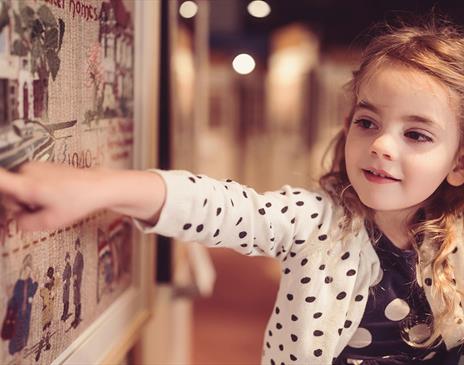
[{"xmin": 447, "ymin": 151, "xmax": 464, "ymax": 187}]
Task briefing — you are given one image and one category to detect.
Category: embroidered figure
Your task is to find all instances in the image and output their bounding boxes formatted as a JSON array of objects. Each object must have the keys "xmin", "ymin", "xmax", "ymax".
[
  {"xmin": 39, "ymin": 266, "xmax": 59, "ymax": 331},
  {"xmin": 61, "ymin": 252, "xmax": 72, "ymax": 322},
  {"xmin": 97, "ymin": 227, "xmax": 115, "ymax": 303},
  {"xmin": 1, "ymin": 254, "xmax": 38, "ymax": 357},
  {"xmin": 71, "ymin": 238, "xmax": 84, "ymax": 329}
]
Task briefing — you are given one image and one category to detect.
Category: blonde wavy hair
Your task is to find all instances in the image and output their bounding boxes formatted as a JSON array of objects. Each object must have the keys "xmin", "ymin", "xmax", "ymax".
[{"xmin": 319, "ymin": 16, "xmax": 464, "ymax": 348}]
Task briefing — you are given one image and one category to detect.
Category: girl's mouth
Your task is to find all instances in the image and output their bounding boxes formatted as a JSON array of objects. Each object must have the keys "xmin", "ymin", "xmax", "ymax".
[{"xmin": 362, "ymin": 169, "xmax": 400, "ymax": 184}]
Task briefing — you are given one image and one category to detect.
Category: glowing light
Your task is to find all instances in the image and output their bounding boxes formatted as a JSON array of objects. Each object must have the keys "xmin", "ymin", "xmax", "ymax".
[
  {"xmin": 247, "ymin": 0, "xmax": 271, "ymax": 18},
  {"xmin": 179, "ymin": 1, "xmax": 198, "ymax": 19},
  {"xmin": 232, "ymin": 54, "xmax": 256, "ymax": 75}
]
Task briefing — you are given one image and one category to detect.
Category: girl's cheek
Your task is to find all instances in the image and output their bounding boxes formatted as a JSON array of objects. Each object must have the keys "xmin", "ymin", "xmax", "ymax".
[
  {"xmin": 343, "ymin": 118, "xmax": 351, "ymax": 135},
  {"xmin": 346, "ymin": 131, "xmax": 358, "ymax": 145}
]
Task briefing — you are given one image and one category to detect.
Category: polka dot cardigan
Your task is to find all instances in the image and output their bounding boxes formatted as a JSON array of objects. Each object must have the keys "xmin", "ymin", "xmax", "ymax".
[{"xmin": 132, "ymin": 170, "xmax": 464, "ymax": 364}]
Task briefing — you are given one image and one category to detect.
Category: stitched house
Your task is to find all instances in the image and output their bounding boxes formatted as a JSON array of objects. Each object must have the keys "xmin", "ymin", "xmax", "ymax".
[{"xmin": 99, "ymin": 0, "xmax": 133, "ymax": 118}]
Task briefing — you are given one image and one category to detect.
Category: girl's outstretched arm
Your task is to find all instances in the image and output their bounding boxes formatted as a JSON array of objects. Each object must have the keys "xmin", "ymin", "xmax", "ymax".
[{"xmin": 0, "ymin": 161, "xmax": 166, "ymax": 232}]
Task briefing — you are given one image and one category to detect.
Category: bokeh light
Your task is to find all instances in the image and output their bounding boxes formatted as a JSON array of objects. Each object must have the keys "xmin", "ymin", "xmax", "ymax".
[
  {"xmin": 179, "ymin": 1, "xmax": 198, "ymax": 19},
  {"xmin": 232, "ymin": 54, "xmax": 256, "ymax": 75},
  {"xmin": 247, "ymin": 0, "xmax": 271, "ymax": 18}
]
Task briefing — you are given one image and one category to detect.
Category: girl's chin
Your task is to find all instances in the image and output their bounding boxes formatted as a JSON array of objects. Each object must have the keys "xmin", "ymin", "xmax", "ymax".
[
  {"xmin": 351, "ymin": 184, "xmax": 417, "ymax": 211},
  {"xmin": 357, "ymin": 195, "xmax": 397, "ymax": 211},
  {"xmin": 358, "ymin": 197, "xmax": 423, "ymax": 213}
]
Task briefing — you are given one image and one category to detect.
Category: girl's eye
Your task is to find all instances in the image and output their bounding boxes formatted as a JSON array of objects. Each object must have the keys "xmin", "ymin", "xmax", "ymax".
[
  {"xmin": 405, "ymin": 131, "xmax": 433, "ymax": 143},
  {"xmin": 353, "ymin": 119, "xmax": 376, "ymax": 129},
  {"xmin": 352, "ymin": 119, "xmax": 433, "ymax": 143}
]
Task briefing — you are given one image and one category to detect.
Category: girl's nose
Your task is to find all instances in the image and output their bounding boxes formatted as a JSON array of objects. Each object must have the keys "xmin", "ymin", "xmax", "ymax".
[{"xmin": 370, "ymin": 134, "xmax": 396, "ymax": 161}]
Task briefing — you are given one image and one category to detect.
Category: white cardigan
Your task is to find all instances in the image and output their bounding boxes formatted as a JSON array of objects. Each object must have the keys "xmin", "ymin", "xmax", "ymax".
[{"xmin": 132, "ymin": 169, "xmax": 464, "ymax": 364}]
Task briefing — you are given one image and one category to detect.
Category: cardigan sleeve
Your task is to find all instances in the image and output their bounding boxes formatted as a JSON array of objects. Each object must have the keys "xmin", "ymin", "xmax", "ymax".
[{"xmin": 131, "ymin": 169, "xmax": 331, "ymax": 261}]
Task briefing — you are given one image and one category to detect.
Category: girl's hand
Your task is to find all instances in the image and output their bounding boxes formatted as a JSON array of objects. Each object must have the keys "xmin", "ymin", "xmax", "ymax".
[
  {"xmin": 0, "ymin": 162, "xmax": 111, "ymax": 231},
  {"xmin": 0, "ymin": 161, "xmax": 166, "ymax": 232}
]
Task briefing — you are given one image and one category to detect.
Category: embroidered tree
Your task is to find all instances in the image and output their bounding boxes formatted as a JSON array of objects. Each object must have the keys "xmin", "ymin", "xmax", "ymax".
[
  {"xmin": 84, "ymin": 42, "xmax": 105, "ymax": 124},
  {"xmin": 11, "ymin": 4, "xmax": 65, "ymax": 123}
]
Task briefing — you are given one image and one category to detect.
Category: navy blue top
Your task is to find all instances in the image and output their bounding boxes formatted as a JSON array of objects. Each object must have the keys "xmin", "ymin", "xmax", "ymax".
[{"xmin": 334, "ymin": 228, "xmax": 462, "ymax": 364}]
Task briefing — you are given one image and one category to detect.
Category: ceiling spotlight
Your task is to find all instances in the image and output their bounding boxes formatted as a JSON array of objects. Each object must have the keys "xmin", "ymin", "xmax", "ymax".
[
  {"xmin": 232, "ymin": 54, "xmax": 256, "ymax": 75},
  {"xmin": 179, "ymin": 1, "xmax": 198, "ymax": 19},
  {"xmin": 247, "ymin": 0, "xmax": 271, "ymax": 18}
]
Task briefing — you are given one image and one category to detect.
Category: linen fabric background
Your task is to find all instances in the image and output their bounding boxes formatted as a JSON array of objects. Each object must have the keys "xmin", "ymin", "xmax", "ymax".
[{"xmin": 0, "ymin": 0, "xmax": 135, "ymax": 363}]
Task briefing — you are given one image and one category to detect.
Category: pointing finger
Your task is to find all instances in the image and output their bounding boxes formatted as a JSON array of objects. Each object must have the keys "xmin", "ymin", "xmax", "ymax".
[
  {"xmin": 0, "ymin": 168, "xmax": 28, "ymax": 201},
  {"xmin": 2, "ymin": 195, "xmax": 23, "ymax": 214}
]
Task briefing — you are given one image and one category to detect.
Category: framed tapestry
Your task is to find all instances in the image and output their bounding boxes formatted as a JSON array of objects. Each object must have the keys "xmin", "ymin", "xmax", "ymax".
[{"xmin": 0, "ymin": 0, "xmax": 158, "ymax": 364}]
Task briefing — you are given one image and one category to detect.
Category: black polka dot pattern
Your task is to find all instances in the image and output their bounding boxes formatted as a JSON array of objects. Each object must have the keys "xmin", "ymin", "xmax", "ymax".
[
  {"xmin": 341, "ymin": 252, "xmax": 350, "ymax": 260},
  {"xmin": 139, "ymin": 170, "xmax": 381, "ymax": 364},
  {"xmin": 346, "ymin": 269, "xmax": 356, "ymax": 276},
  {"xmin": 300, "ymin": 277, "xmax": 311, "ymax": 284}
]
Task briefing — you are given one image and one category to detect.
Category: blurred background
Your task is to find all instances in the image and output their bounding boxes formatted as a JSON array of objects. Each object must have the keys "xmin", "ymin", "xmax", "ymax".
[{"xmin": 134, "ymin": 1, "xmax": 464, "ymax": 364}]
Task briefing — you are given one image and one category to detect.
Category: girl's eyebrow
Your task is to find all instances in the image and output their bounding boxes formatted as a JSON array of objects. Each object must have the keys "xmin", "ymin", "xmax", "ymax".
[
  {"xmin": 355, "ymin": 99, "xmax": 380, "ymax": 114},
  {"xmin": 355, "ymin": 99, "xmax": 442, "ymax": 130}
]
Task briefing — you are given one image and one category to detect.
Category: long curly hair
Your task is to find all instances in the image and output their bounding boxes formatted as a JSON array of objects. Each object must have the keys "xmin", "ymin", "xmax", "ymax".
[{"xmin": 319, "ymin": 16, "xmax": 464, "ymax": 348}]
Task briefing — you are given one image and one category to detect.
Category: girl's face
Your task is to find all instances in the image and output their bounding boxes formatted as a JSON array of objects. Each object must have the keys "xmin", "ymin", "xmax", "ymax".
[{"xmin": 345, "ymin": 64, "xmax": 461, "ymax": 214}]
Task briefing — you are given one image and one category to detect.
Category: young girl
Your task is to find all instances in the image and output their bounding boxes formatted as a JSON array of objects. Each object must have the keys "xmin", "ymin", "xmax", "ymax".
[{"xmin": 1, "ymin": 18, "xmax": 464, "ymax": 365}]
